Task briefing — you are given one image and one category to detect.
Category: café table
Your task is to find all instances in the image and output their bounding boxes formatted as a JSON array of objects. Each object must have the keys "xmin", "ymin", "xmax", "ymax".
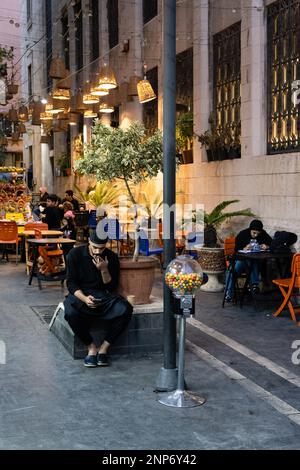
[
  {"xmin": 234, "ymin": 250, "xmax": 293, "ymax": 309},
  {"xmin": 27, "ymin": 238, "xmax": 76, "ymax": 288},
  {"xmin": 20, "ymin": 230, "xmax": 63, "ymax": 273}
]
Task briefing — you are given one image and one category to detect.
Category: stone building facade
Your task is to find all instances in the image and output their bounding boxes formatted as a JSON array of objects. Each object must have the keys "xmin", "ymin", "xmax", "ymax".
[{"xmin": 21, "ymin": 0, "xmax": 300, "ymax": 239}]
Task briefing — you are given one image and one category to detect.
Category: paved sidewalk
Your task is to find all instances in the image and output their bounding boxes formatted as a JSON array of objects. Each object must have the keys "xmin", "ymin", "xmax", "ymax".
[{"xmin": 1, "ymin": 263, "xmax": 300, "ymax": 449}]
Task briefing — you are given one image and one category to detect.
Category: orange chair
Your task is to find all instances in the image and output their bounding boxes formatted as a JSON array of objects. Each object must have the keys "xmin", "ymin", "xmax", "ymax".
[
  {"xmin": 24, "ymin": 222, "xmax": 48, "ymax": 231},
  {"xmin": 0, "ymin": 221, "xmax": 19, "ymax": 263},
  {"xmin": 272, "ymin": 253, "xmax": 300, "ymax": 322},
  {"xmin": 224, "ymin": 237, "xmax": 236, "ymax": 268},
  {"xmin": 34, "ymin": 229, "xmax": 64, "ymax": 275}
]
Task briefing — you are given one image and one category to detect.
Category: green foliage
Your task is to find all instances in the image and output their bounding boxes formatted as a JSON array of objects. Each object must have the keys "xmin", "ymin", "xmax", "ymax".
[
  {"xmin": 176, "ymin": 111, "xmax": 193, "ymax": 152},
  {"xmin": 57, "ymin": 152, "xmax": 71, "ymax": 171},
  {"xmin": 75, "ymin": 121, "xmax": 163, "ymax": 204},
  {"xmin": 88, "ymin": 181, "xmax": 124, "ymax": 208},
  {"xmin": 192, "ymin": 199, "xmax": 256, "ymax": 247}
]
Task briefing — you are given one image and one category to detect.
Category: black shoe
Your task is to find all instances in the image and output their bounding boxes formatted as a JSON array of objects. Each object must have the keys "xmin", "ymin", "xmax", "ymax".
[
  {"xmin": 251, "ymin": 284, "xmax": 260, "ymax": 294},
  {"xmin": 84, "ymin": 355, "xmax": 97, "ymax": 368},
  {"xmin": 225, "ymin": 294, "xmax": 232, "ymax": 303},
  {"xmin": 96, "ymin": 353, "xmax": 109, "ymax": 367}
]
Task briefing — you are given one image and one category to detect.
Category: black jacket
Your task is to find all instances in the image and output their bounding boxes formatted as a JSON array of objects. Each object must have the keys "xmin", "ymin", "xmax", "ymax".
[
  {"xmin": 66, "ymin": 244, "xmax": 119, "ymax": 295},
  {"xmin": 235, "ymin": 228, "xmax": 272, "ymax": 252}
]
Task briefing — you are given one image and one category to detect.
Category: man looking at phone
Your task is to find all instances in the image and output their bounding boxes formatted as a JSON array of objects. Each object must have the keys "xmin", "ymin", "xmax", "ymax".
[{"xmin": 64, "ymin": 230, "xmax": 133, "ymax": 367}]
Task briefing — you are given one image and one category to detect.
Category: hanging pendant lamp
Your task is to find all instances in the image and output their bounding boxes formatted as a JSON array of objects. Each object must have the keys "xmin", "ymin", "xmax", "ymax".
[
  {"xmin": 52, "ymin": 87, "xmax": 71, "ymax": 100},
  {"xmin": 137, "ymin": 64, "xmax": 156, "ymax": 104},
  {"xmin": 99, "ymin": 98, "xmax": 114, "ymax": 113},
  {"xmin": 97, "ymin": 63, "xmax": 117, "ymax": 90},
  {"xmin": 18, "ymin": 105, "xmax": 29, "ymax": 122},
  {"xmin": 84, "ymin": 109, "xmax": 98, "ymax": 119},
  {"xmin": 69, "ymin": 113, "xmax": 78, "ymax": 126}
]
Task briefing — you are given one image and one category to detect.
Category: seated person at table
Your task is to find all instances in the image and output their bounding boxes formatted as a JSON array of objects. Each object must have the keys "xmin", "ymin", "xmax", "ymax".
[
  {"xmin": 225, "ymin": 219, "xmax": 272, "ymax": 302},
  {"xmin": 64, "ymin": 230, "xmax": 133, "ymax": 367},
  {"xmin": 63, "ymin": 189, "xmax": 80, "ymax": 212},
  {"xmin": 40, "ymin": 194, "xmax": 63, "ymax": 229}
]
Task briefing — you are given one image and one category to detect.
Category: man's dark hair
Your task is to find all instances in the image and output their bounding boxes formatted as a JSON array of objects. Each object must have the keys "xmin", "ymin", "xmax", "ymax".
[
  {"xmin": 65, "ymin": 190, "xmax": 74, "ymax": 197},
  {"xmin": 47, "ymin": 194, "xmax": 58, "ymax": 203}
]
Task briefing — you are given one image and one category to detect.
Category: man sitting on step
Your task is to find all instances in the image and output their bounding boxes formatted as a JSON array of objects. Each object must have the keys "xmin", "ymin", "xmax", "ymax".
[{"xmin": 64, "ymin": 229, "xmax": 133, "ymax": 367}]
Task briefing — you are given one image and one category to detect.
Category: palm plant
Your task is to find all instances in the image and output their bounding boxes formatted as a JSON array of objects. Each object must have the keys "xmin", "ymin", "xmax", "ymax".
[{"xmin": 192, "ymin": 199, "xmax": 256, "ymax": 247}]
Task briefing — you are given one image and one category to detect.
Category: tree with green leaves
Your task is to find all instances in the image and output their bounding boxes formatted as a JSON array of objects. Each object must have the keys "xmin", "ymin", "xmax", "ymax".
[{"xmin": 75, "ymin": 121, "xmax": 163, "ymax": 260}]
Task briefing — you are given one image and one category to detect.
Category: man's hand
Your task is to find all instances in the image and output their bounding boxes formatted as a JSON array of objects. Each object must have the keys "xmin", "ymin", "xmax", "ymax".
[
  {"xmin": 260, "ymin": 244, "xmax": 269, "ymax": 250},
  {"xmin": 92, "ymin": 255, "xmax": 109, "ymax": 271},
  {"xmin": 245, "ymin": 244, "xmax": 252, "ymax": 250},
  {"xmin": 85, "ymin": 295, "xmax": 97, "ymax": 308}
]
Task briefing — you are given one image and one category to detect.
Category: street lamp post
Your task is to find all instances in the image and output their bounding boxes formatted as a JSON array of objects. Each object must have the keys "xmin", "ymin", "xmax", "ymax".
[{"xmin": 155, "ymin": 0, "xmax": 177, "ymax": 392}]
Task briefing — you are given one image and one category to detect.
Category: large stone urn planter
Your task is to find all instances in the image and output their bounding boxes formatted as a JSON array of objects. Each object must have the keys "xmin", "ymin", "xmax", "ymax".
[
  {"xmin": 118, "ymin": 256, "xmax": 157, "ymax": 304},
  {"xmin": 194, "ymin": 246, "xmax": 225, "ymax": 292}
]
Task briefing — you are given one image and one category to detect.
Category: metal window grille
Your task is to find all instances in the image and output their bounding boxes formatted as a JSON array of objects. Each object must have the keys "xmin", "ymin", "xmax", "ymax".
[
  {"xmin": 143, "ymin": 0, "xmax": 157, "ymax": 24},
  {"xmin": 267, "ymin": 0, "xmax": 300, "ymax": 154},
  {"xmin": 143, "ymin": 66, "xmax": 158, "ymax": 135},
  {"xmin": 213, "ymin": 21, "xmax": 241, "ymax": 161},
  {"xmin": 107, "ymin": 0, "xmax": 118, "ymax": 49}
]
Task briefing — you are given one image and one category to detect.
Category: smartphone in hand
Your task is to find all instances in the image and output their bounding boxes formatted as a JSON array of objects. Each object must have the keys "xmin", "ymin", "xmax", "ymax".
[{"xmin": 92, "ymin": 298, "xmax": 103, "ymax": 305}]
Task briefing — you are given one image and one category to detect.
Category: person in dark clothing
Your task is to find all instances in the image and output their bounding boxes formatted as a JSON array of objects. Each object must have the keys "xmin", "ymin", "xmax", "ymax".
[
  {"xmin": 225, "ymin": 219, "xmax": 272, "ymax": 302},
  {"xmin": 41, "ymin": 194, "xmax": 63, "ymax": 229},
  {"xmin": 64, "ymin": 230, "xmax": 133, "ymax": 367},
  {"xmin": 63, "ymin": 189, "xmax": 80, "ymax": 212}
]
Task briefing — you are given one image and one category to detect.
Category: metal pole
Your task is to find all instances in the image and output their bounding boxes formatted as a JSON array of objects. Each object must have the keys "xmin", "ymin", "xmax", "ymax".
[
  {"xmin": 155, "ymin": 0, "xmax": 177, "ymax": 392},
  {"xmin": 177, "ymin": 316, "xmax": 186, "ymax": 392}
]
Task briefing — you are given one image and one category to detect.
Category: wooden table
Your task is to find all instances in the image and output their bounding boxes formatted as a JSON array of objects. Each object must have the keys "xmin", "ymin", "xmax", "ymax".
[
  {"xmin": 27, "ymin": 238, "xmax": 76, "ymax": 288},
  {"xmin": 20, "ymin": 230, "xmax": 63, "ymax": 274}
]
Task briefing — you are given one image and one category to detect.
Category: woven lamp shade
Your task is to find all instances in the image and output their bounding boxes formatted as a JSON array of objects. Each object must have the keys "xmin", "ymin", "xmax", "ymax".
[
  {"xmin": 137, "ymin": 79, "xmax": 156, "ymax": 104},
  {"xmin": 99, "ymin": 98, "xmax": 114, "ymax": 114},
  {"xmin": 84, "ymin": 109, "xmax": 98, "ymax": 119},
  {"xmin": 47, "ymin": 97, "xmax": 65, "ymax": 114},
  {"xmin": 49, "ymin": 57, "xmax": 66, "ymax": 79},
  {"xmin": 69, "ymin": 113, "xmax": 78, "ymax": 126},
  {"xmin": 83, "ymin": 93, "xmax": 99, "ymax": 104},
  {"xmin": 90, "ymin": 83, "xmax": 109, "ymax": 96},
  {"xmin": 18, "ymin": 105, "xmax": 29, "ymax": 122},
  {"xmin": 40, "ymin": 112, "xmax": 53, "ymax": 121},
  {"xmin": 98, "ymin": 64, "xmax": 117, "ymax": 90},
  {"xmin": 8, "ymin": 107, "xmax": 18, "ymax": 122},
  {"xmin": 128, "ymin": 75, "xmax": 142, "ymax": 96},
  {"xmin": 7, "ymin": 83, "xmax": 18, "ymax": 95},
  {"xmin": 18, "ymin": 123, "xmax": 26, "ymax": 134},
  {"xmin": 6, "ymin": 93, "xmax": 13, "ymax": 101},
  {"xmin": 57, "ymin": 69, "xmax": 71, "ymax": 89},
  {"xmin": 52, "ymin": 87, "xmax": 71, "ymax": 100}
]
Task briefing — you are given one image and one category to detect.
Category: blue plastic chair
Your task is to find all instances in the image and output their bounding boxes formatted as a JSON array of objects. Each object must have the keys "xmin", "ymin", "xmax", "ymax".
[
  {"xmin": 139, "ymin": 229, "xmax": 163, "ymax": 267},
  {"xmin": 185, "ymin": 231, "xmax": 204, "ymax": 259},
  {"xmin": 88, "ymin": 210, "xmax": 97, "ymax": 229}
]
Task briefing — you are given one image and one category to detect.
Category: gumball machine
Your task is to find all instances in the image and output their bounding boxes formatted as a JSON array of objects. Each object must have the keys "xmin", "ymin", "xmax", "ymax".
[{"xmin": 158, "ymin": 255, "xmax": 206, "ymax": 408}]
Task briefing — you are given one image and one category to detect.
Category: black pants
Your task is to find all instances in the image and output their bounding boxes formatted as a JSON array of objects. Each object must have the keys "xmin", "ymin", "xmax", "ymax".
[{"xmin": 65, "ymin": 303, "xmax": 132, "ymax": 346}]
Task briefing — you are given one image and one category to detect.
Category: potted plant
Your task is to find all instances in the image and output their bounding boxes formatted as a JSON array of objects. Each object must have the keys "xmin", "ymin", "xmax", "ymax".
[
  {"xmin": 176, "ymin": 111, "xmax": 193, "ymax": 164},
  {"xmin": 191, "ymin": 200, "xmax": 255, "ymax": 292},
  {"xmin": 57, "ymin": 152, "xmax": 71, "ymax": 176},
  {"xmin": 74, "ymin": 120, "xmax": 163, "ymax": 304},
  {"xmin": 196, "ymin": 114, "xmax": 226, "ymax": 161}
]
